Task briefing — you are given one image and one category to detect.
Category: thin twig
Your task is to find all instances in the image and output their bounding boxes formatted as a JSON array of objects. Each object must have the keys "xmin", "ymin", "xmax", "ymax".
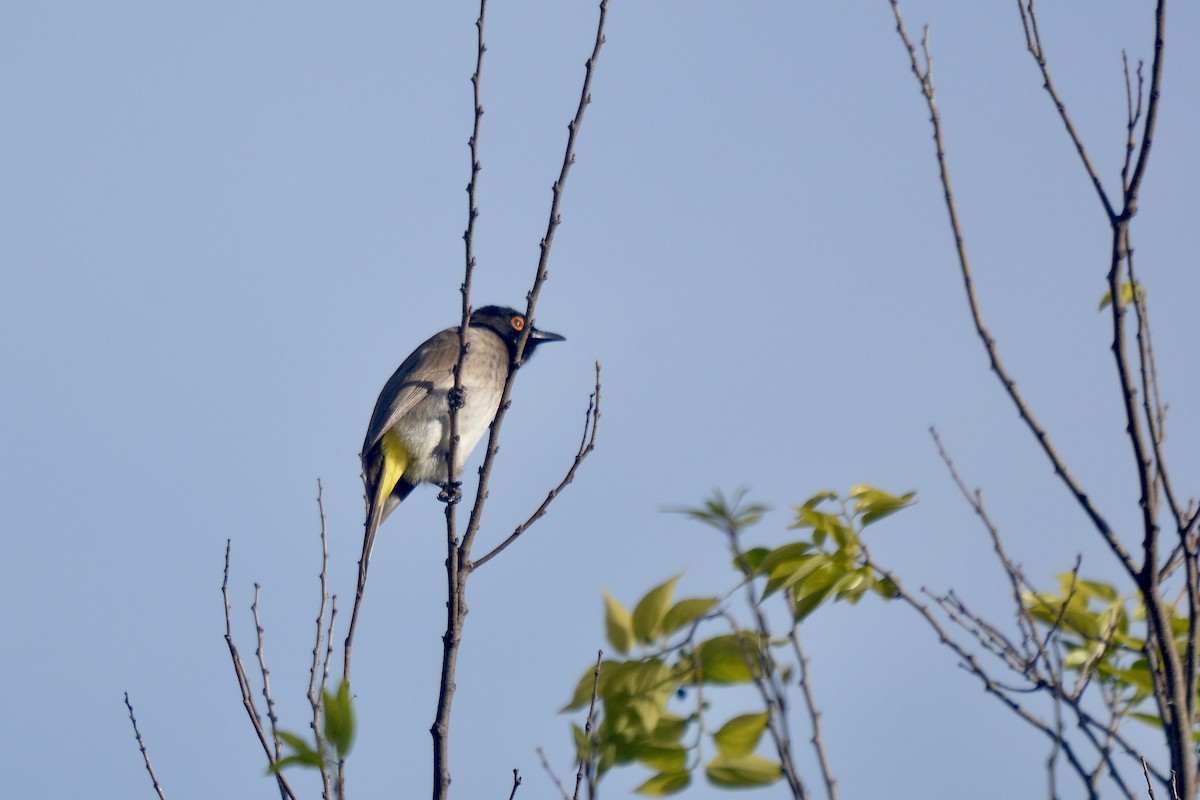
[
  {"xmin": 460, "ymin": 0, "xmax": 611, "ymax": 554},
  {"xmin": 888, "ymin": 0, "xmax": 1136, "ymax": 579},
  {"xmin": 472, "ymin": 361, "xmax": 601, "ymax": 569},
  {"xmin": 308, "ymin": 480, "xmax": 333, "ymax": 800},
  {"xmin": 860, "ymin": 543, "xmax": 1098, "ymax": 793},
  {"xmin": 536, "ymin": 747, "xmax": 571, "ymax": 800},
  {"xmin": 1143, "ymin": 757, "xmax": 1158, "ymax": 800},
  {"xmin": 573, "ymin": 651, "xmax": 604, "ymax": 800},
  {"xmin": 786, "ymin": 620, "xmax": 837, "ymax": 800},
  {"xmin": 251, "ymin": 585, "xmax": 284, "ymax": 770},
  {"xmin": 1048, "ymin": 633, "xmax": 1063, "ymax": 800},
  {"xmin": 717, "ymin": 501, "xmax": 806, "ymax": 799},
  {"xmin": 1014, "ymin": 1, "xmax": 1186, "ymax": 788},
  {"xmin": 221, "ymin": 541, "xmax": 298, "ymax": 800},
  {"xmin": 508, "ymin": 769, "xmax": 523, "ymax": 800},
  {"xmin": 1120, "ymin": 53, "xmax": 1145, "ymax": 192},
  {"xmin": 124, "ymin": 693, "xmax": 168, "ymax": 800},
  {"xmin": 721, "ymin": 610, "xmax": 808, "ymax": 800},
  {"xmin": 1015, "ymin": 0, "xmax": 1116, "ymax": 220},
  {"xmin": 431, "ymin": 1, "xmax": 491, "ymax": 794},
  {"xmin": 930, "ymin": 426, "xmax": 1046, "ymax": 667},
  {"xmin": 1122, "ymin": 0, "xmax": 1167, "ymax": 210},
  {"xmin": 433, "ymin": 5, "xmax": 612, "ymax": 799}
]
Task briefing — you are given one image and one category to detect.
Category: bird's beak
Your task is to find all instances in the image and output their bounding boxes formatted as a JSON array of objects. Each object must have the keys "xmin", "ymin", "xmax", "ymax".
[{"xmin": 530, "ymin": 328, "xmax": 566, "ymax": 343}]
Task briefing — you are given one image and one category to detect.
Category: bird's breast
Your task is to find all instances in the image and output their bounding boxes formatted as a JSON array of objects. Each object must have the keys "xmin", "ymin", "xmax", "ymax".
[{"xmin": 400, "ymin": 332, "xmax": 508, "ymax": 484}]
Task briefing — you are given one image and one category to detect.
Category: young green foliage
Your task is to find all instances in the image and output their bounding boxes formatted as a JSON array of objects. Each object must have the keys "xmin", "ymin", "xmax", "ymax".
[
  {"xmin": 1022, "ymin": 573, "xmax": 1174, "ymax": 721},
  {"xmin": 1098, "ymin": 281, "xmax": 1144, "ymax": 311},
  {"xmin": 268, "ymin": 679, "xmax": 356, "ymax": 776},
  {"xmin": 564, "ymin": 486, "xmax": 914, "ymax": 795}
]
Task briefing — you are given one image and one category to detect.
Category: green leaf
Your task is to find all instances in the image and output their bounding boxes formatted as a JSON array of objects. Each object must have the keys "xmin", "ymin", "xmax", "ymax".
[
  {"xmin": 790, "ymin": 504, "xmax": 841, "ymax": 537},
  {"xmin": 267, "ymin": 753, "xmax": 323, "ymax": 774},
  {"xmin": 755, "ymin": 542, "xmax": 814, "ymax": 575},
  {"xmin": 571, "ymin": 722, "xmax": 590, "ymax": 762},
  {"xmin": 738, "ymin": 547, "xmax": 771, "ymax": 573},
  {"xmin": 598, "ymin": 660, "xmax": 676, "ymax": 737},
  {"xmin": 1131, "ymin": 712, "xmax": 1163, "ymax": 729},
  {"xmin": 605, "ymin": 590, "xmax": 635, "ymax": 654},
  {"xmin": 835, "ymin": 567, "xmax": 872, "ymax": 603},
  {"xmin": 269, "ymin": 730, "xmax": 324, "ymax": 774},
  {"xmin": 597, "ymin": 741, "xmax": 618, "ymax": 777},
  {"xmin": 791, "ymin": 563, "xmax": 844, "ymax": 621},
  {"xmin": 849, "ymin": 485, "xmax": 916, "ymax": 526},
  {"xmin": 633, "ymin": 575, "xmax": 680, "ymax": 644},
  {"xmin": 628, "ymin": 696, "xmax": 665, "ymax": 735},
  {"xmin": 661, "ymin": 597, "xmax": 719, "ymax": 635},
  {"xmin": 763, "ymin": 553, "xmax": 830, "ymax": 599},
  {"xmin": 649, "ymin": 713, "xmax": 690, "ymax": 745},
  {"xmin": 1062, "ymin": 646, "xmax": 1098, "ymax": 670},
  {"xmin": 705, "ymin": 754, "xmax": 782, "ymax": 787},
  {"xmin": 872, "ymin": 574, "xmax": 900, "ymax": 599},
  {"xmin": 670, "ymin": 490, "xmax": 767, "ymax": 533},
  {"xmin": 634, "ymin": 744, "xmax": 688, "ymax": 773},
  {"xmin": 277, "ymin": 730, "xmax": 314, "ymax": 753},
  {"xmin": 1076, "ymin": 580, "xmax": 1120, "ymax": 603},
  {"xmin": 562, "ymin": 659, "xmax": 620, "ymax": 711},
  {"xmin": 1119, "ymin": 660, "xmax": 1155, "ymax": 696},
  {"xmin": 1098, "ymin": 281, "xmax": 1143, "ymax": 311},
  {"xmin": 610, "ymin": 658, "xmax": 673, "ymax": 697},
  {"xmin": 636, "ymin": 771, "xmax": 691, "ymax": 796},
  {"xmin": 713, "ymin": 712, "xmax": 769, "ymax": 757},
  {"xmin": 799, "ymin": 491, "xmax": 839, "ymax": 510},
  {"xmin": 696, "ymin": 635, "xmax": 763, "ymax": 684},
  {"xmin": 322, "ymin": 681, "xmax": 355, "ymax": 758}
]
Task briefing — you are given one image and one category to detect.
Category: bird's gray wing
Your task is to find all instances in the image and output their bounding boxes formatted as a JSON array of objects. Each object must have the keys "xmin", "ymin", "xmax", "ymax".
[{"xmin": 361, "ymin": 327, "xmax": 461, "ymax": 456}]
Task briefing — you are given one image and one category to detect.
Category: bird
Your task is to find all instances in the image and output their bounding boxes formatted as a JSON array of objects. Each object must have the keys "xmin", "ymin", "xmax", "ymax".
[{"xmin": 357, "ymin": 305, "xmax": 565, "ymax": 577}]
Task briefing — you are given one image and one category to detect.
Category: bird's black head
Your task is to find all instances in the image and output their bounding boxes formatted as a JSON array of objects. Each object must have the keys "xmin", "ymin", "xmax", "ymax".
[{"xmin": 469, "ymin": 305, "xmax": 565, "ymax": 361}]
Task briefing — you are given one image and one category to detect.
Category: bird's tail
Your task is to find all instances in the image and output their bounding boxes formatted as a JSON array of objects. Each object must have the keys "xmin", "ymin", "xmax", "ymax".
[{"xmin": 345, "ymin": 434, "xmax": 409, "ymax": 678}]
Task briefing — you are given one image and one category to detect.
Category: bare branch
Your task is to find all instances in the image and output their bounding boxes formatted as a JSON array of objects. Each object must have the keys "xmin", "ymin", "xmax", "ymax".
[
  {"xmin": 251, "ymin": 584, "xmax": 284, "ymax": 771},
  {"xmin": 508, "ymin": 769, "xmax": 523, "ymax": 800},
  {"xmin": 472, "ymin": 361, "xmax": 602, "ymax": 569},
  {"xmin": 929, "ymin": 426, "xmax": 1045, "ymax": 665},
  {"xmin": 1120, "ymin": 53, "xmax": 1145, "ymax": 192},
  {"xmin": 861, "ymin": 542, "xmax": 1099, "ymax": 793},
  {"xmin": 1123, "ymin": 0, "xmax": 1167, "ymax": 210},
  {"xmin": 460, "ymin": 0, "xmax": 611, "ymax": 556},
  {"xmin": 888, "ymin": 0, "xmax": 1137, "ymax": 578},
  {"xmin": 124, "ymin": 693, "xmax": 168, "ymax": 800},
  {"xmin": 221, "ymin": 542, "xmax": 298, "ymax": 800},
  {"xmin": 786, "ymin": 623, "xmax": 837, "ymax": 800},
  {"xmin": 573, "ymin": 651, "xmax": 604, "ymax": 800},
  {"xmin": 434, "ymin": 7, "xmax": 612, "ymax": 800},
  {"xmin": 1014, "ymin": 0, "xmax": 1117, "ymax": 219},
  {"xmin": 1143, "ymin": 757, "xmax": 1158, "ymax": 800},
  {"xmin": 308, "ymin": 480, "xmax": 333, "ymax": 799},
  {"xmin": 430, "ymin": 1, "xmax": 493, "ymax": 794},
  {"xmin": 536, "ymin": 747, "xmax": 572, "ymax": 800}
]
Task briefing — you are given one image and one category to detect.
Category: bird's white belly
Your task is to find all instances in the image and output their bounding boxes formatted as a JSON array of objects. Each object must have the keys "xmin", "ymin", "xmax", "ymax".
[{"xmin": 397, "ymin": 360, "xmax": 505, "ymax": 484}]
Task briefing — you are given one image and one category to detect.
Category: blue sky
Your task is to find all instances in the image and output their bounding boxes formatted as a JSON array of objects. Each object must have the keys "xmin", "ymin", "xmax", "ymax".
[{"xmin": 3, "ymin": 2, "xmax": 1198, "ymax": 798}]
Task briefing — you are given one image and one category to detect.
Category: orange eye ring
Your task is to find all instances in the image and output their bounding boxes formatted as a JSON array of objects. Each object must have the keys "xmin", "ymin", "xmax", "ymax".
[{"xmin": 510, "ymin": 316, "xmax": 526, "ymax": 331}]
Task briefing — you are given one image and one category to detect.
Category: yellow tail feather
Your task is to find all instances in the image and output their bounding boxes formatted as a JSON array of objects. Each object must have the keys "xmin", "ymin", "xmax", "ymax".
[{"xmin": 377, "ymin": 428, "xmax": 410, "ymax": 507}]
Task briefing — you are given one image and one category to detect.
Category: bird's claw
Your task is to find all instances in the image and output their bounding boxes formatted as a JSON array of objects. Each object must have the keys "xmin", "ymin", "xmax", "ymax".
[{"xmin": 438, "ymin": 481, "xmax": 463, "ymax": 505}]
